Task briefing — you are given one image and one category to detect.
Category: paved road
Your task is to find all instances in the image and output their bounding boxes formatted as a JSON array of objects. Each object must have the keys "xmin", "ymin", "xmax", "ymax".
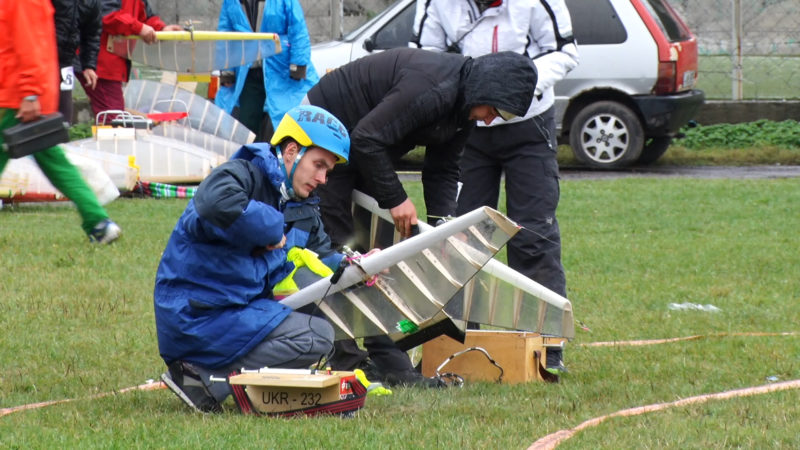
[
  {"xmin": 399, "ymin": 165, "xmax": 800, "ymax": 181},
  {"xmin": 559, "ymin": 165, "xmax": 800, "ymax": 180}
]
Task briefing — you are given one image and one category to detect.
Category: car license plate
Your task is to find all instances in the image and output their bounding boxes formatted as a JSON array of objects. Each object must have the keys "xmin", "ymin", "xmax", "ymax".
[{"xmin": 682, "ymin": 70, "xmax": 696, "ymax": 89}]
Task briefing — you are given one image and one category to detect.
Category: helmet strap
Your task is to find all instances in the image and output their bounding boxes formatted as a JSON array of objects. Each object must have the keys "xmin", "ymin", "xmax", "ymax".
[{"xmin": 275, "ymin": 142, "xmax": 307, "ymax": 199}]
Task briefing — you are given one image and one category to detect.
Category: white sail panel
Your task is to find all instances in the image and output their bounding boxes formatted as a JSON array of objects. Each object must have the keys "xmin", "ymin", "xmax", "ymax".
[
  {"xmin": 124, "ymin": 80, "xmax": 255, "ymax": 146},
  {"xmin": 109, "ymin": 31, "xmax": 281, "ymax": 73},
  {"xmin": 71, "ymin": 133, "xmax": 225, "ymax": 184}
]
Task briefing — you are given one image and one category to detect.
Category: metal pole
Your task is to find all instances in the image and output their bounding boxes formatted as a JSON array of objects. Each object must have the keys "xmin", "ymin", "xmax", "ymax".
[
  {"xmin": 731, "ymin": 0, "xmax": 743, "ymax": 100},
  {"xmin": 330, "ymin": 0, "xmax": 343, "ymax": 40}
]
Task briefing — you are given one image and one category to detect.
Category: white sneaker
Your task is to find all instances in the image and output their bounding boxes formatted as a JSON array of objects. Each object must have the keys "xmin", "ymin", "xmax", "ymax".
[{"xmin": 89, "ymin": 219, "xmax": 121, "ymax": 244}]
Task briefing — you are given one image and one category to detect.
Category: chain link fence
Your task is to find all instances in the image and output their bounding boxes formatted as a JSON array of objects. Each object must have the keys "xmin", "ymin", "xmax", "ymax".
[
  {"xmin": 673, "ymin": 0, "xmax": 800, "ymax": 100},
  {"xmin": 150, "ymin": 0, "xmax": 799, "ymax": 100},
  {"xmin": 148, "ymin": 0, "xmax": 393, "ymax": 44}
]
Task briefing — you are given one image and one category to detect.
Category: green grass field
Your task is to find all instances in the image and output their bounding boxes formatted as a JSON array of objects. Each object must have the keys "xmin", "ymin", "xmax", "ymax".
[
  {"xmin": 2, "ymin": 177, "xmax": 799, "ymax": 448},
  {"xmin": 697, "ymin": 55, "xmax": 800, "ymax": 100}
]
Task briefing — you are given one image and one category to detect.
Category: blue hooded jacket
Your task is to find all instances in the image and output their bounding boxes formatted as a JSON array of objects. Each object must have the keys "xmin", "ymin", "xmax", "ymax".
[
  {"xmin": 154, "ymin": 143, "xmax": 342, "ymax": 369},
  {"xmin": 215, "ymin": 0, "xmax": 319, "ymax": 130}
]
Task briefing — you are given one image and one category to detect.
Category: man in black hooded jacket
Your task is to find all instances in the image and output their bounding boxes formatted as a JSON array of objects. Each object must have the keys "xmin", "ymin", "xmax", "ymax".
[{"xmin": 306, "ymin": 47, "xmax": 537, "ymax": 387}]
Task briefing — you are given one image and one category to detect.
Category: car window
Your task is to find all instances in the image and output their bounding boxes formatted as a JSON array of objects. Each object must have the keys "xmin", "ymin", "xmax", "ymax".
[
  {"xmin": 566, "ymin": 0, "xmax": 627, "ymax": 45},
  {"xmin": 370, "ymin": 3, "xmax": 416, "ymax": 49},
  {"xmin": 640, "ymin": 0, "xmax": 691, "ymax": 42},
  {"xmin": 342, "ymin": 0, "xmax": 407, "ymax": 41}
]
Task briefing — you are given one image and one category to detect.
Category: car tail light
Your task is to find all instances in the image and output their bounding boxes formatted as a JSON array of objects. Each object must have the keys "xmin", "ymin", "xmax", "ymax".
[
  {"xmin": 655, "ymin": 61, "xmax": 676, "ymax": 94},
  {"xmin": 634, "ymin": 0, "xmax": 698, "ymax": 95}
]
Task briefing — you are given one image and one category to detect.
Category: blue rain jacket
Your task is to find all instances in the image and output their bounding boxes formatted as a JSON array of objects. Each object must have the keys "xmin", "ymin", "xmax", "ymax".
[
  {"xmin": 215, "ymin": 0, "xmax": 319, "ymax": 129},
  {"xmin": 154, "ymin": 143, "xmax": 342, "ymax": 369}
]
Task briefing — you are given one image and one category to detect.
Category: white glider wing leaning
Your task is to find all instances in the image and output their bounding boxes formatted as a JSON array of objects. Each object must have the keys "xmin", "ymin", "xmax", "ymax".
[
  {"xmin": 280, "ymin": 201, "xmax": 520, "ymax": 342},
  {"xmin": 281, "ymin": 191, "xmax": 575, "ymax": 344},
  {"xmin": 350, "ymin": 191, "xmax": 575, "ymax": 341}
]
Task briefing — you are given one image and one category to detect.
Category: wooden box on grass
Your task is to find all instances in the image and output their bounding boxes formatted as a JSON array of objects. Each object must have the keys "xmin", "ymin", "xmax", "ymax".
[
  {"xmin": 421, "ymin": 330, "xmax": 565, "ymax": 384},
  {"xmin": 228, "ymin": 370, "xmax": 357, "ymax": 414}
]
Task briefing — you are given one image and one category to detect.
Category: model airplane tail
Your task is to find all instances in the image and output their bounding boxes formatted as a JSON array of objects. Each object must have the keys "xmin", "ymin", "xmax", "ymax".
[{"xmin": 108, "ymin": 31, "xmax": 281, "ymax": 74}]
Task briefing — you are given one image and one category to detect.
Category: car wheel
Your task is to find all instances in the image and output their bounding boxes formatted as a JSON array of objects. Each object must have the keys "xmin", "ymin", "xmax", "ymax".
[
  {"xmin": 569, "ymin": 101, "xmax": 644, "ymax": 169},
  {"xmin": 637, "ymin": 137, "xmax": 673, "ymax": 165}
]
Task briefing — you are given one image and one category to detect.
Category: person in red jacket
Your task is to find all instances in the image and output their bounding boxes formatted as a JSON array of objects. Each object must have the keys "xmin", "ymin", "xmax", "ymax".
[
  {"xmin": 0, "ymin": 0, "xmax": 121, "ymax": 243},
  {"xmin": 79, "ymin": 0, "xmax": 181, "ymax": 119}
]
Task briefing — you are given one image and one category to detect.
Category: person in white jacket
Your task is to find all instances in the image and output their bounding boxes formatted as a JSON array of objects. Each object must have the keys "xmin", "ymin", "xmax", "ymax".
[{"xmin": 412, "ymin": 0, "xmax": 579, "ymax": 373}]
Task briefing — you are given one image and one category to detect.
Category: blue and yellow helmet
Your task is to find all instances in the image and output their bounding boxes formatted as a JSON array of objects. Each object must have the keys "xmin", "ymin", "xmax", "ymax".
[{"xmin": 270, "ymin": 105, "xmax": 350, "ymax": 164}]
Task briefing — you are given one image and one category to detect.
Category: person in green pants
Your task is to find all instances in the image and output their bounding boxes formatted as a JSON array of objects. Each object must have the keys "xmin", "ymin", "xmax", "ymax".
[{"xmin": 0, "ymin": 0, "xmax": 121, "ymax": 244}]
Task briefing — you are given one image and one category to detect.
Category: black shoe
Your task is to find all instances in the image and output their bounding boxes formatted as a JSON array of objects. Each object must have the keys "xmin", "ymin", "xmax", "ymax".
[
  {"xmin": 161, "ymin": 361, "xmax": 222, "ymax": 413},
  {"xmin": 545, "ymin": 349, "xmax": 568, "ymax": 375},
  {"xmin": 382, "ymin": 369, "xmax": 447, "ymax": 389}
]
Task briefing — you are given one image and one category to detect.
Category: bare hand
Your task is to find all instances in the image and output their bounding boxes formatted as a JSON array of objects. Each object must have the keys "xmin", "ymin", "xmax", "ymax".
[
  {"xmin": 361, "ymin": 248, "xmax": 390, "ymax": 274},
  {"xmin": 363, "ymin": 248, "xmax": 381, "ymax": 257},
  {"xmin": 266, "ymin": 235, "xmax": 287, "ymax": 251},
  {"xmin": 82, "ymin": 69, "xmax": 98, "ymax": 90},
  {"xmin": 139, "ymin": 24, "xmax": 157, "ymax": 44},
  {"xmin": 16, "ymin": 98, "xmax": 41, "ymax": 122},
  {"xmin": 389, "ymin": 198, "xmax": 418, "ymax": 239},
  {"xmin": 162, "ymin": 24, "xmax": 184, "ymax": 32},
  {"xmin": 289, "ymin": 65, "xmax": 307, "ymax": 81},
  {"xmin": 219, "ymin": 71, "xmax": 235, "ymax": 87}
]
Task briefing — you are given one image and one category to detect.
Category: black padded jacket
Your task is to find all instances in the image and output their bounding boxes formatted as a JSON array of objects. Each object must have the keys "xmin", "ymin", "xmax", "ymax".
[
  {"xmin": 306, "ymin": 48, "xmax": 537, "ymax": 217},
  {"xmin": 51, "ymin": 0, "xmax": 102, "ymax": 71}
]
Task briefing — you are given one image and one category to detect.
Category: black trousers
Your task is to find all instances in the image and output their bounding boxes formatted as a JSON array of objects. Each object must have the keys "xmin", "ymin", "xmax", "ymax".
[
  {"xmin": 456, "ymin": 108, "xmax": 567, "ymax": 297},
  {"xmin": 327, "ymin": 336, "xmax": 416, "ymax": 372}
]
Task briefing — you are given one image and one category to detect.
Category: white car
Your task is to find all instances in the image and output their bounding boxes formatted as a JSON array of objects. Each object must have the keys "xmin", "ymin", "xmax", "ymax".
[{"xmin": 311, "ymin": 0, "xmax": 705, "ymax": 168}]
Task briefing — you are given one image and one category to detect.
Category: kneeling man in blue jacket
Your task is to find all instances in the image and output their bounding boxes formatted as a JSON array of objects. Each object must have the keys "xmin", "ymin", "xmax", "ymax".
[{"xmin": 155, "ymin": 105, "xmax": 351, "ymax": 413}]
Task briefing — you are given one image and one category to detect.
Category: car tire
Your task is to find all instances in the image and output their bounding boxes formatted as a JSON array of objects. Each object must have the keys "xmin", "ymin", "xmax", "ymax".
[
  {"xmin": 637, "ymin": 137, "xmax": 672, "ymax": 165},
  {"xmin": 569, "ymin": 101, "xmax": 644, "ymax": 169}
]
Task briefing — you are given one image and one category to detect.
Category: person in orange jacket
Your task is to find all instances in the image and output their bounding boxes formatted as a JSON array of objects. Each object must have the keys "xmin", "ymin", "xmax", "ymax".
[
  {"xmin": 0, "ymin": 0, "xmax": 121, "ymax": 243},
  {"xmin": 78, "ymin": 0, "xmax": 181, "ymax": 119}
]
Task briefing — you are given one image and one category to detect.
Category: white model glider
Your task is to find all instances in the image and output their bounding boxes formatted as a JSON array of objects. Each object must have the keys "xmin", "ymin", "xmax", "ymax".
[
  {"xmin": 124, "ymin": 79, "xmax": 255, "ymax": 150},
  {"xmin": 281, "ymin": 191, "xmax": 574, "ymax": 344},
  {"xmin": 108, "ymin": 30, "xmax": 281, "ymax": 74}
]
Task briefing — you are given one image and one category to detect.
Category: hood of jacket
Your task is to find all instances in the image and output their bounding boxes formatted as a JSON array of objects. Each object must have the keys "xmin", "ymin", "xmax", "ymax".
[
  {"xmin": 230, "ymin": 143, "xmax": 286, "ymax": 192},
  {"xmin": 461, "ymin": 51, "xmax": 538, "ymax": 117}
]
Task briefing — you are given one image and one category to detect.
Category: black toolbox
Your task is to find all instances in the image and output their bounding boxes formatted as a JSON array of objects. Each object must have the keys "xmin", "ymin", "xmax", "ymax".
[{"xmin": 2, "ymin": 112, "xmax": 70, "ymax": 158}]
